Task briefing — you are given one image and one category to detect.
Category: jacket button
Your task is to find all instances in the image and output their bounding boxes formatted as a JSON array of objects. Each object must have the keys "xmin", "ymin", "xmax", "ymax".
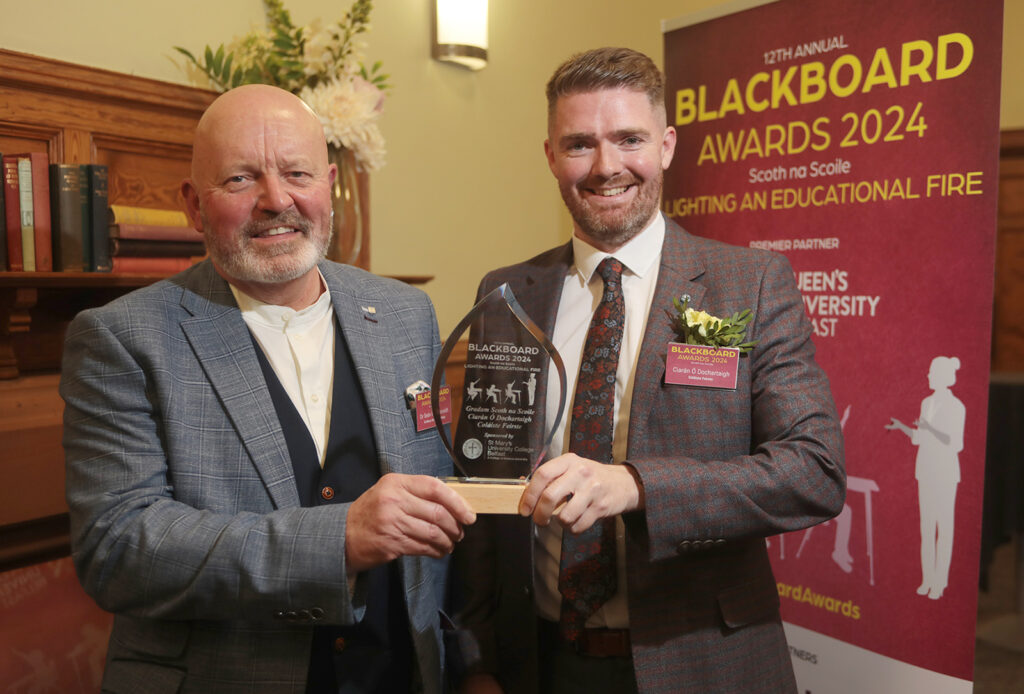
[
  {"xmin": 677, "ymin": 540, "xmax": 691, "ymax": 554},
  {"xmin": 321, "ymin": 486, "xmax": 335, "ymax": 500},
  {"xmin": 334, "ymin": 637, "xmax": 347, "ymax": 653},
  {"xmin": 310, "ymin": 607, "xmax": 325, "ymax": 621}
]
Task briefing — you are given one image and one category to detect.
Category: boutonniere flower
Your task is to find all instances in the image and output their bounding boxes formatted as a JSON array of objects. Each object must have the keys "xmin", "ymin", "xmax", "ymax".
[{"xmin": 671, "ymin": 296, "xmax": 758, "ymax": 354}]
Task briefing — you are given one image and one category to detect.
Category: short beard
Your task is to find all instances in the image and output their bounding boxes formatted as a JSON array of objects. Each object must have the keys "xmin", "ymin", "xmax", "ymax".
[
  {"xmin": 561, "ymin": 171, "xmax": 663, "ymax": 248},
  {"xmin": 204, "ymin": 211, "xmax": 331, "ymax": 285}
]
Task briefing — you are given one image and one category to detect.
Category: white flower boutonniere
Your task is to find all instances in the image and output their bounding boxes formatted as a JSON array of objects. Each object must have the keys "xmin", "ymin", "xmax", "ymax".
[{"xmin": 671, "ymin": 296, "xmax": 758, "ymax": 354}]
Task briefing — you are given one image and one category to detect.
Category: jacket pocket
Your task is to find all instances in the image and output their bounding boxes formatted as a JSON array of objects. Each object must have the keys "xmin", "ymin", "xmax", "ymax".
[
  {"xmin": 716, "ymin": 578, "xmax": 781, "ymax": 629},
  {"xmin": 103, "ymin": 658, "xmax": 185, "ymax": 693}
]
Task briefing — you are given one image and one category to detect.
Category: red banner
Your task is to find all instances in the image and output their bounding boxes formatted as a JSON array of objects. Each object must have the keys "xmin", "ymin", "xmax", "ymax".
[
  {"xmin": 0, "ymin": 557, "xmax": 112, "ymax": 693},
  {"xmin": 663, "ymin": 0, "xmax": 1002, "ymax": 689}
]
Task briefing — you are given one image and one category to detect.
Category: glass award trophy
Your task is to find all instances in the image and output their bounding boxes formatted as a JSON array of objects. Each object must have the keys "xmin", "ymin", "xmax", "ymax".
[{"xmin": 430, "ymin": 283, "xmax": 567, "ymax": 513}]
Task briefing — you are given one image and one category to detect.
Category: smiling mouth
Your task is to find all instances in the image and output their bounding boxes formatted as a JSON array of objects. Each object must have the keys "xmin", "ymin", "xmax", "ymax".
[
  {"xmin": 586, "ymin": 183, "xmax": 635, "ymax": 198},
  {"xmin": 253, "ymin": 226, "xmax": 299, "ymax": 238}
]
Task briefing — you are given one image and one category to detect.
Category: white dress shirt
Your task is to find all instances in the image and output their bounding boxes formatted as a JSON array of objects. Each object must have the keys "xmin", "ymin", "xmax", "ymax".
[
  {"xmin": 231, "ymin": 274, "xmax": 335, "ymax": 467},
  {"xmin": 534, "ymin": 215, "xmax": 665, "ymax": 628}
]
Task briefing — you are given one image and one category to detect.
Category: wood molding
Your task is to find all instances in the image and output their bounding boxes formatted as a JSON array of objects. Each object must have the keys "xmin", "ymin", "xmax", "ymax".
[{"xmin": 0, "ymin": 49, "xmax": 215, "ymax": 117}]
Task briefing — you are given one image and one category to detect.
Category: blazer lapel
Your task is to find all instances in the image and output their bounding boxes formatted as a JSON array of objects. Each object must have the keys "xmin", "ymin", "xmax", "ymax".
[
  {"xmin": 322, "ymin": 263, "xmax": 405, "ymax": 476},
  {"xmin": 629, "ymin": 219, "xmax": 708, "ymax": 449},
  {"xmin": 176, "ymin": 263, "xmax": 300, "ymax": 510}
]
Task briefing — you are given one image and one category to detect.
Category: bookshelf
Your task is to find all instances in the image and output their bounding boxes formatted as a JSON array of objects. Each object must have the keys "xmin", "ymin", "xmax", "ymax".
[{"xmin": 0, "ymin": 49, "xmax": 222, "ymax": 568}]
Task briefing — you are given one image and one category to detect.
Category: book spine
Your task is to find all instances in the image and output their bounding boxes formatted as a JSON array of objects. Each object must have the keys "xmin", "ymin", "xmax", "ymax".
[
  {"xmin": 108, "ymin": 204, "xmax": 189, "ymax": 227},
  {"xmin": 28, "ymin": 152, "xmax": 52, "ymax": 271},
  {"xmin": 17, "ymin": 158, "xmax": 35, "ymax": 272},
  {"xmin": 0, "ymin": 153, "xmax": 6, "ymax": 270},
  {"xmin": 49, "ymin": 164, "xmax": 85, "ymax": 272},
  {"xmin": 110, "ymin": 239, "xmax": 206, "ymax": 258},
  {"xmin": 87, "ymin": 165, "xmax": 111, "ymax": 272},
  {"xmin": 3, "ymin": 157, "xmax": 22, "ymax": 271},
  {"xmin": 111, "ymin": 256, "xmax": 193, "ymax": 274},
  {"xmin": 110, "ymin": 223, "xmax": 203, "ymax": 242},
  {"xmin": 77, "ymin": 165, "xmax": 93, "ymax": 271}
]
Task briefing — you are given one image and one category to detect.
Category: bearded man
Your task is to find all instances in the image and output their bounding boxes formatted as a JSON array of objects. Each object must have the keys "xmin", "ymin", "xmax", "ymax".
[
  {"xmin": 61, "ymin": 84, "xmax": 475, "ymax": 694},
  {"xmin": 452, "ymin": 47, "xmax": 845, "ymax": 694}
]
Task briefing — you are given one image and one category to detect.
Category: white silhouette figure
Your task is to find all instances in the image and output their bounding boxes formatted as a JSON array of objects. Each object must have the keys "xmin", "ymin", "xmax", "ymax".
[
  {"xmin": 886, "ymin": 356, "xmax": 965, "ymax": 600},
  {"xmin": 466, "ymin": 379, "xmax": 482, "ymax": 401},
  {"xmin": 485, "ymin": 384, "xmax": 500, "ymax": 404},
  {"xmin": 504, "ymin": 381, "xmax": 521, "ymax": 404},
  {"xmin": 525, "ymin": 372, "xmax": 537, "ymax": 406}
]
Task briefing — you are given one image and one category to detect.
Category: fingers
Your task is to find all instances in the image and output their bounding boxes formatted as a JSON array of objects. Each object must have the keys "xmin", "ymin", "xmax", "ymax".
[
  {"xmin": 520, "ymin": 454, "xmax": 640, "ymax": 533},
  {"xmin": 345, "ymin": 474, "xmax": 477, "ymax": 573}
]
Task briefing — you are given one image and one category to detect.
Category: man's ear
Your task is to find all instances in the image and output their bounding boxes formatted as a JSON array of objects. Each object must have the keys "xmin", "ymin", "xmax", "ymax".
[
  {"xmin": 181, "ymin": 180, "xmax": 203, "ymax": 232},
  {"xmin": 661, "ymin": 126, "xmax": 677, "ymax": 170}
]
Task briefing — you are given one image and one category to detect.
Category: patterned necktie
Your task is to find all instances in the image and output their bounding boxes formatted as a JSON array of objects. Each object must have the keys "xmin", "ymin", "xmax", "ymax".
[{"xmin": 558, "ymin": 256, "xmax": 624, "ymax": 641}]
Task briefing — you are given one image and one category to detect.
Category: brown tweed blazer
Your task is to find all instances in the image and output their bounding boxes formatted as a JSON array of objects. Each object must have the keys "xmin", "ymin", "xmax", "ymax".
[{"xmin": 451, "ymin": 217, "xmax": 845, "ymax": 694}]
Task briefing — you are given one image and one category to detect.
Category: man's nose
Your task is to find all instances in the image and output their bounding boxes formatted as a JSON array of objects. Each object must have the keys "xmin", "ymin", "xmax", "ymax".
[
  {"xmin": 256, "ymin": 176, "xmax": 294, "ymax": 213},
  {"xmin": 592, "ymin": 144, "xmax": 623, "ymax": 178}
]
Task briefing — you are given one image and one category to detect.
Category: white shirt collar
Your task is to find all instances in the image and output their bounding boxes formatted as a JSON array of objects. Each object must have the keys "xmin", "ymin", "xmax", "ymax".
[
  {"xmin": 229, "ymin": 269, "xmax": 333, "ymax": 331},
  {"xmin": 570, "ymin": 213, "xmax": 665, "ymax": 285}
]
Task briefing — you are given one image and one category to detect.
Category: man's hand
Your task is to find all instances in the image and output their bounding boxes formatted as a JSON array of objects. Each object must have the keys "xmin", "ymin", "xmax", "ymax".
[
  {"xmin": 345, "ymin": 473, "xmax": 476, "ymax": 573},
  {"xmin": 518, "ymin": 454, "xmax": 643, "ymax": 534}
]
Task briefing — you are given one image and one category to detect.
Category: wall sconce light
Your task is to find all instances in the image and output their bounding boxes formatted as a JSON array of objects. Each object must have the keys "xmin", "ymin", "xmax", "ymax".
[{"xmin": 432, "ymin": 0, "xmax": 489, "ymax": 71}]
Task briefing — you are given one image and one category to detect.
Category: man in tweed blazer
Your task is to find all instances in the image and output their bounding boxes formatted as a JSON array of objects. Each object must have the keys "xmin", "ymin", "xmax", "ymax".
[
  {"xmin": 453, "ymin": 48, "xmax": 845, "ymax": 694},
  {"xmin": 61, "ymin": 85, "xmax": 474, "ymax": 693}
]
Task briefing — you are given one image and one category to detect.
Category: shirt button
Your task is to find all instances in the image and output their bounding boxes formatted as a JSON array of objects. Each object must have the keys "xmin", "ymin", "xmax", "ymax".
[
  {"xmin": 334, "ymin": 637, "xmax": 347, "ymax": 653},
  {"xmin": 321, "ymin": 486, "xmax": 335, "ymax": 500},
  {"xmin": 311, "ymin": 394, "xmax": 320, "ymax": 403}
]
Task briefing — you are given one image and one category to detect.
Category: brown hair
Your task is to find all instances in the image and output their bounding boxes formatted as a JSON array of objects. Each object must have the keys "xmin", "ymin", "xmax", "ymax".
[{"xmin": 545, "ymin": 47, "xmax": 664, "ymax": 118}]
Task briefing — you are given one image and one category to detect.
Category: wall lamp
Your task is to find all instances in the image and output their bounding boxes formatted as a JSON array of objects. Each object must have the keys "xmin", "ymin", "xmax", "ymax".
[{"xmin": 432, "ymin": 0, "xmax": 489, "ymax": 70}]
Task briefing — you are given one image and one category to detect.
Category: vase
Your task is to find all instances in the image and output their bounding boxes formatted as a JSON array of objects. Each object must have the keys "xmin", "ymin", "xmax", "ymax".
[{"xmin": 326, "ymin": 145, "xmax": 363, "ymax": 266}]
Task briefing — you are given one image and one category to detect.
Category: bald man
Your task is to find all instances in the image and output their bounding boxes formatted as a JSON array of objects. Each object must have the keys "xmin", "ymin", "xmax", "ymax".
[{"xmin": 61, "ymin": 84, "xmax": 474, "ymax": 694}]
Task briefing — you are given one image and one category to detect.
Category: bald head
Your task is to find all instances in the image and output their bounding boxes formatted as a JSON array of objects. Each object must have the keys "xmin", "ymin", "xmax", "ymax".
[
  {"xmin": 191, "ymin": 84, "xmax": 328, "ymax": 182},
  {"xmin": 182, "ymin": 84, "xmax": 336, "ymax": 308}
]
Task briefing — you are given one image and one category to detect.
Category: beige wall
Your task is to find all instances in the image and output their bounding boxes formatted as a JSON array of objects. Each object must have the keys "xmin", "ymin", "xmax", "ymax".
[{"xmin": 1, "ymin": 0, "xmax": 1018, "ymax": 333}]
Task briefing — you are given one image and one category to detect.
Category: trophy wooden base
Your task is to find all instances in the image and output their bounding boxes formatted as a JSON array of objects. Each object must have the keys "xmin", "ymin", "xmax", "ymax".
[{"xmin": 443, "ymin": 477, "xmax": 527, "ymax": 514}]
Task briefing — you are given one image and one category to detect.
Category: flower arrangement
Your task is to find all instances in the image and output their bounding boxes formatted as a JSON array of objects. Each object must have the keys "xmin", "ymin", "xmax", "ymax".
[
  {"xmin": 174, "ymin": 0, "xmax": 388, "ymax": 171},
  {"xmin": 671, "ymin": 296, "xmax": 758, "ymax": 354}
]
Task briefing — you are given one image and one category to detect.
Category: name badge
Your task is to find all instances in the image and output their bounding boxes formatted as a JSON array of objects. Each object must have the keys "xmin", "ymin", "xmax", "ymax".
[
  {"xmin": 416, "ymin": 386, "xmax": 452, "ymax": 431},
  {"xmin": 664, "ymin": 343, "xmax": 740, "ymax": 390}
]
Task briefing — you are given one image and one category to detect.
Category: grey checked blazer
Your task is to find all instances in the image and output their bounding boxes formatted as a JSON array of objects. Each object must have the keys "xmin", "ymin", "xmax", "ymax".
[
  {"xmin": 452, "ymin": 217, "xmax": 846, "ymax": 694},
  {"xmin": 61, "ymin": 259, "xmax": 452, "ymax": 693}
]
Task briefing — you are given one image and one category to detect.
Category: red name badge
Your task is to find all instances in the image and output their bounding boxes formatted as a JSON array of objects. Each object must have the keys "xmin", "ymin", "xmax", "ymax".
[
  {"xmin": 416, "ymin": 386, "xmax": 452, "ymax": 431},
  {"xmin": 664, "ymin": 343, "xmax": 740, "ymax": 390}
]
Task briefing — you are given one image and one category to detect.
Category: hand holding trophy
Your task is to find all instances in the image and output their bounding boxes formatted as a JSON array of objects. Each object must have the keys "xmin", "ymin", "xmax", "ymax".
[{"xmin": 430, "ymin": 284, "xmax": 567, "ymax": 513}]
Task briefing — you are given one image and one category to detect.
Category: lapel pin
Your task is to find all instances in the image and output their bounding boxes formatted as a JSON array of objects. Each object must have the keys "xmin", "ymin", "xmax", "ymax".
[
  {"xmin": 404, "ymin": 379, "xmax": 430, "ymax": 409},
  {"xmin": 361, "ymin": 305, "xmax": 378, "ymax": 323}
]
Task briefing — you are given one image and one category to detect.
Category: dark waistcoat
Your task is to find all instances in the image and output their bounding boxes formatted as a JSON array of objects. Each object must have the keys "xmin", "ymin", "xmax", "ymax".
[{"xmin": 252, "ymin": 319, "xmax": 413, "ymax": 693}]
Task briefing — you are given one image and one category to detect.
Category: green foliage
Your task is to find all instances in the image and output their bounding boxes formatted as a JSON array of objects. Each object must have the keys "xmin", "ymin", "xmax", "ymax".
[
  {"xmin": 173, "ymin": 0, "xmax": 382, "ymax": 93},
  {"xmin": 671, "ymin": 296, "xmax": 758, "ymax": 354}
]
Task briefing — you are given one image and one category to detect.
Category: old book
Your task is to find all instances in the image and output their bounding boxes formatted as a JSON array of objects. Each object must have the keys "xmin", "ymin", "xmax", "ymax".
[
  {"xmin": 111, "ymin": 256, "xmax": 195, "ymax": 274},
  {"xmin": 49, "ymin": 164, "xmax": 86, "ymax": 272},
  {"xmin": 86, "ymin": 165, "xmax": 110, "ymax": 272},
  {"xmin": 109, "ymin": 238, "xmax": 206, "ymax": 258},
  {"xmin": 0, "ymin": 153, "xmax": 6, "ymax": 270},
  {"xmin": 108, "ymin": 204, "xmax": 189, "ymax": 227},
  {"xmin": 110, "ymin": 223, "xmax": 202, "ymax": 242},
  {"xmin": 25, "ymin": 153, "xmax": 52, "ymax": 272},
  {"xmin": 3, "ymin": 156, "xmax": 22, "ymax": 271},
  {"xmin": 17, "ymin": 158, "xmax": 35, "ymax": 271},
  {"xmin": 77, "ymin": 165, "xmax": 92, "ymax": 271}
]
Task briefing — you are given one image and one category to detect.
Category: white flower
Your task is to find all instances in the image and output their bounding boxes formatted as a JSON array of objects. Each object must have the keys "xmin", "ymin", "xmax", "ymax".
[{"xmin": 299, "ymin": 76, "xmax": 386, "ymax": 171}]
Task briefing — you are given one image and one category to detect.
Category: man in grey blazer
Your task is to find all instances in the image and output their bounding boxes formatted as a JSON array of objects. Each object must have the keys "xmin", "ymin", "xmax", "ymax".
[
  {"xmin": 61, "ymin": 84, "xmax": 475, "ymax": 693},
  {"xmin": 453, "ymin": 48, "xmax": 845, "ymax": 694}
]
